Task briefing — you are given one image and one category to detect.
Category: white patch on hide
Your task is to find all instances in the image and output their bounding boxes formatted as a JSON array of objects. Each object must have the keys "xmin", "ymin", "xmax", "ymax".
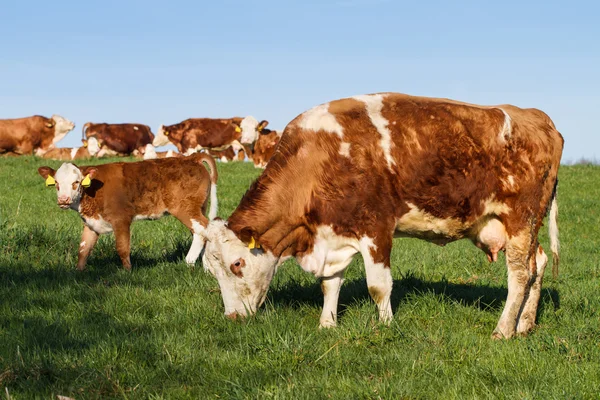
[
  {"xmin": 353, "ymin": 94, "xmax": 395, "ymax": 168},
  {"xmin": 299, "ymin": 103, "xmax": 344, "ymax": 138},
  {"xmin": 297, "ymin": 225, "xmax": 359, "ymax": 278},
  {"xmin": 339, "ymin": 142, "xmax": 351, "ymax": 157}
]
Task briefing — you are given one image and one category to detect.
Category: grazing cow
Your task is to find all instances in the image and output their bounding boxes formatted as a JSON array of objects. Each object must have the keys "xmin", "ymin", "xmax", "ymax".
[
  {"xmin": 152, "ymin": 117, "xmax": 269, "ymax": 155},
  {"xmin": 200, "ymin": 92, "xmax": 563, "ymax": 339},
  {"xmin": 0, "ymin": 115, "xmax": 75, "ymax": 156},
  {"xmin": 38, "ymin": 153, "xmax": 218, "ymax": 271},
  {"xmin": 82, "ymin": 122, "xmax": 154, "ymax": 156},
  {"xmin": 252, "ymin": 129, "xmax": 281, "ymax": 168},
  {"xmin": 141, "ymin": 144, "xmax": 182, "ymax": 160},
  {"xmin": 42, "ymin": 137, "xmax": 101, "ymax": 160}
]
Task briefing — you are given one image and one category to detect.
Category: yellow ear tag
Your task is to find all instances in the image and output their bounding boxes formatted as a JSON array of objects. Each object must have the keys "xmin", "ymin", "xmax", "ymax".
[
  {"xmin": 248, "ymin": 237, "xmax": 261, "ymax": 250},
  {"xmin": 257, "ymin": 125, "xmax": 263, "ymax": 132},
  {"xmin": 83, "ymin": 140, "xmax": 88, "ymax": 148},
  {"xmin": 45, "ymin": 175, "xmax": 56, "ymax": 187},
  {"xmin": 235, "ymin": 126, "xmax": 242, "ymax": 133},
  {"xmin": 81, "ymin": 174, "xmax": 92, "ymax": 188},
  {"xmin": 164, "ymin": 131, "xmax": 169, "ymax": 136}
]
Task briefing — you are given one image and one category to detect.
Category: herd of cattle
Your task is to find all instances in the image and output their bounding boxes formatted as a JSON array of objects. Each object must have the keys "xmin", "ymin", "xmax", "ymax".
[
  {"xmin": 5, "ymin": 92, "xmax": 566, "ymax": 339},
  {"xmin": 0, "ymin": 114, "xmax": 282, "ymax": 168}
]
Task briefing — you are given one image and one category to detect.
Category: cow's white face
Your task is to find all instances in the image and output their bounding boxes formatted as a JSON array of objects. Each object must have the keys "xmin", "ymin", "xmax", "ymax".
[
  {"xmin": 51, "ymin": 115, "xmax": 75, "ymax": 144},
  {"xmin": 202, "ymin": 220, "xmax": 278, "ymax": 319},
  {"xmin": 38, "ymin": 163, "xmax": 96, "ymax": 210},
  {"xmin": 153, "ymin": 125, "xmax": 170, "ymax": 147},
  {"xmin": 240, "ymin": 116, "xmax": 269, "ymax": 144},
  {"xmin": 143, "ymin": 144, "xmax": 158, "ymax": 160},
  {"xmin": 87, "ymin": 137, "xmax": 100, "ymax": 156}
]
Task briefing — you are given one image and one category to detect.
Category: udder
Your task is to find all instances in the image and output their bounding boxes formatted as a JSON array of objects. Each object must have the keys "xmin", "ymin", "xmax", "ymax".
[{"xmin": 474, "ymin": 218, "xmax": 507, "ymax": 263}]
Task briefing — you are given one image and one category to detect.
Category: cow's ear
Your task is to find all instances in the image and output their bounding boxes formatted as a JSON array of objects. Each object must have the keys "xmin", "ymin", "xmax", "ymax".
[
  {"xmin": 257, "ymin": 120, "xmax": 269, "ymax": 132},
  {"xmin": 232, "ymin": 122, "xmax": 242, "ymax": 133},
  {"xmin": 45, "ymin": 118, "xmax": 55, "ymax": 128},
  {"xmin": 81, "ymin": 167, "xmax": 98, "ymax": 179},
  {"xmin": 38, "ymin": 166, "xmax": 55, "ymax": 179}
]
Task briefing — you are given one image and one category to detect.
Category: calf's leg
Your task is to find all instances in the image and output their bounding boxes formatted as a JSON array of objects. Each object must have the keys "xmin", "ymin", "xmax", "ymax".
[
  {"xmin": 76, "ymin": 226, "xmax": 99, "ymax": 271},
  {"xmin": 113, "ymin": 222, "xmax": 132, "ymax": 271}
]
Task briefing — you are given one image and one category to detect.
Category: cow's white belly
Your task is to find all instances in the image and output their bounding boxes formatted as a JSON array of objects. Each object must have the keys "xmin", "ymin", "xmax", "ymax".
[{"xmin": 84, "ymin": 215, "xmax": 113, "ymax": 234}]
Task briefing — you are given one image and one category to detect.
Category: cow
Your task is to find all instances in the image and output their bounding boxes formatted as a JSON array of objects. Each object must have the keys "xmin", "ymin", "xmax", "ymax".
[
  {"xmin": 251, "ymin": 129, "xmax": 281, "ymax": 168},
  {"xmin": 42, "ymin": 137, "xmax": 101, "ymax": 160},
  {"xmin": 82, "ymin": 122, "xmax": 154, "ymax": 157},
  {"xmin": 207, "ymin": 146, "xmax": 247, "ymax": 163},
  {"xmin": 152, "ymin": 117, "xmax": 269, "ymax": 156},
  {"xmin": 141, "ymin": 144, "xmax": 182, "ymax": 160},
  {"xmin": 0, "ymin": 115, "xmax": 75, "ymax": 156},
  {"xmin": 38, "ymin": 152, "xmax": 218, "ymax": 271},
  {"xmin": 200, "ymin": 92, "xmax": 564, "ymax": 340}
]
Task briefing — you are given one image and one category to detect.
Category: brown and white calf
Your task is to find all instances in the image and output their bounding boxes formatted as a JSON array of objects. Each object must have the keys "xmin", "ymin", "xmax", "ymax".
[
  {"xmin": 251, "ymin": 129, "xmax": 281, "ymax": 168},
  {"xmin": 201, "ymin": 92, "xmax": 563, "ymax": 339},
  {"xmin": 83, "ymin": 122, "xmax": 154, "ymax": 157},
  {"xmin": 38, "ymin": 153, "xmax": 218, "ymax": 270},
  {"xmin": 0, "ymin": 115, "xmax": 75, "ymax": 156},
  {"xmin": 42, "ymin": 137, "xmax": 101, "ymax": 160},
  {"xmin": 152, "ymin": 117, "xmax": 269, "ymax": 155}
]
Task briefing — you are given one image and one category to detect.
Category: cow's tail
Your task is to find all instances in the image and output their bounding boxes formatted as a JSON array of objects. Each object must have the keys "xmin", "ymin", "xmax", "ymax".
[
  {"xmin": 194, "ymin": 153, "xmax": 218, "ymax": 220},
  {"xmin": 82, "ymin": 122, "xmax": 92, "ymax": 139},
  {"xmin": 549, "ymin": 182, "xmax": 560, "ymax": 279}
]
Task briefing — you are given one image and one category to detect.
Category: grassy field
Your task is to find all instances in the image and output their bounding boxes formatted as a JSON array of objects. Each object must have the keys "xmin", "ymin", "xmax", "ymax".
[{"xmin": 0, "ymin": 156, "xmax": 599, "ymax": 399}]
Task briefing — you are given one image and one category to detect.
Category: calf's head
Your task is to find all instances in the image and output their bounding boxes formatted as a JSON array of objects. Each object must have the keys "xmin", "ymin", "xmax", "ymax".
[
  {"xmin": 201, "ymin": 219, "xmax": 278, "ymax": 319},
  {"xmin": 152, "ymin": 124, "xmax": 172, "ymax": 147},
  {"xmin": 38, "ymin": 163, "xmax": 98, "ymax": 210},
  {"xmin": 239, "ymin": 117, "xmax": 269, "ymax": 144},
  {"xmin": 49, "ymin": 115, "xmax": 76, "ymax": 144}
]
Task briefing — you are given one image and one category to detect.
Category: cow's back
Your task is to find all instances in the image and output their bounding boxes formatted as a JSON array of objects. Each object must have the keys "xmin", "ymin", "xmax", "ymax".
[{"xmin": 0, "ymin": 116, "xmax": 52, "ymax": 153}]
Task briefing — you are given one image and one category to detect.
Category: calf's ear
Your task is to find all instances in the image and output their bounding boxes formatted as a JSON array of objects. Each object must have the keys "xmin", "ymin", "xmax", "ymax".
[
  {"xmin": 38, "ymin": 166, "xmax": 56, "ymax": 186},
  {"xmin": 257, "ymin": 120, "xmax": 269, "ymax": 132}
]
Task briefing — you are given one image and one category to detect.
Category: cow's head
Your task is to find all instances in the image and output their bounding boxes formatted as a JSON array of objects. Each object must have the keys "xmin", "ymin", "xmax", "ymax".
[
  {"xmin": 49, "ymin": 115, "xmax": 76, "ymax": 144},
  {"xmin": 201, "ymin": 219, "xmax": 278, "ymax": 319},
  {"xmin": 38, "ymin": 163, "xmax": 97, "ymax": 210},
  {"xmin": 143, "ymin": 143, "xmax": 158, "ymax": 160},
  {"xmin": 239, "ymin": 117, "xmax": 269, "ymax": 144},
  {"xmin": 83, "ymin": 137, "xmax": 101, "ymax": 156},
  {"xmin": 152, "ymin": 125, "xmax": 172, "ymax": 147},
  {"xmin": 253, "ymin": 130, "xmax": 282, "ymax": 168}
]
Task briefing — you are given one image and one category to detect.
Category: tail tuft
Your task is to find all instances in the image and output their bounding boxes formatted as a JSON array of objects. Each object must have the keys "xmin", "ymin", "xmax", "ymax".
[
  {"xmin": 549, "ymin": 186, "xmax": 560, "ymax": 279},
  {"xmin": 193, "ymin": 153, "xmax": 218, "ymax": 220}
]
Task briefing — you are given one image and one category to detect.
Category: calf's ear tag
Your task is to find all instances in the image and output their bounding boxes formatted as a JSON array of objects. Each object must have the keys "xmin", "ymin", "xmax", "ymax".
[
  {"xmin": 248, "ymin": 236, "xmax": 261, "ymax": 250},
  {"xmin": 81, "ymin": 174, "xmax": 92, "ymax": 188},
  {"xmin": 82, "ymin": 140, "xmax": 88, "ymax": 148},
  {"xmin": 164, "ymin": 131, "xmax": 169, "ymax": 136},
  {"xmin": 235, "ymin": 126, "xmax": 242, "ymax": 133},
  {"xmin": 45, "ymin": 175, "xmax": 56, "ymax": 187}
]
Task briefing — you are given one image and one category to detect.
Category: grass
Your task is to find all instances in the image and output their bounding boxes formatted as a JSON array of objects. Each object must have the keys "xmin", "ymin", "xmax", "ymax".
[{"xmin": 1, "ymin": 156, "xmax": 599, "ymax": 399}]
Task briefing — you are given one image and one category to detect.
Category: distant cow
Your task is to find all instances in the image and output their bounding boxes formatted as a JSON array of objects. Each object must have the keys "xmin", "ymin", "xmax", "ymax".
[
  {"xmin": 42, "ymin": 137, "xmax": 101, "ymax": 160},
  {"xmin": 0, "ymin": 115, "xmax": 75, "ymax": 156},
  {"xmin": 38, "ymin": 153, "xmax": 218, "ymax": 271},
  {"xmin": 83, "ymin": 122, "xmax": 154, "ymax": 157},
  {"xmin": 201, "ymin": 92, "xmax": 563, "ymax": 340},
  {"xmin": 152, "ymin": 117, "xmax": 269, "ymax": 155},
  {"xmin": 252, "ymin": 129, "xmax": 281, "ymax": 168},
  {"xmin": 207, "ymin": 145, "xmax": 247, "ymax": 163},
  {"xmin": 141, "ymin": 144, "xmax": 182, "ymax": 160}
]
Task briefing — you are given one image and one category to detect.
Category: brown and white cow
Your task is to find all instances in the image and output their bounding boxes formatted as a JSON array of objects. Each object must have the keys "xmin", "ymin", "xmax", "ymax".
[
  {"xmin": 200, "ymin": 92, "xmax": 563, "ymax": 339},
  {"xmin": 42, "ymin": 137, "xmax": 101, "ymax": 160},
  {"xmin": 251, "ymin": 129, "xmax": 281, "ymax": 168},
  {"xmin": 207, "ymin": 146, "xmax": 247, "ymax": 163},
  {"xmin": 83, "ymin": 122, "xmax": 154, "ymax": 157},
  {"xmin": 152, "ymin": 117, "xmax": 269, "ymax": 156},
  {"xmin": 38, "ymin": 153, "xmax": 218, "ymax": 271},
  {"xmin": 0, "ymin": 115, "xmax": 75, "ymax": 156}
]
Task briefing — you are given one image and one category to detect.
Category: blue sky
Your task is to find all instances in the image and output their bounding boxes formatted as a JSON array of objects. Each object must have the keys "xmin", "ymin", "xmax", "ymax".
[{"xmin": 1, "ymin": 0, "xmax": 598, "ymax": 161}]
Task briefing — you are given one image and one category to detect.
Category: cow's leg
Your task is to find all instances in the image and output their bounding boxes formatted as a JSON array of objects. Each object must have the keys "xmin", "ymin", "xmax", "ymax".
[
  {"xmin": 360, "ymin": 236, "xmax": 393, "ymax": 324},
  {"xmin": 76, "ymin": 226, "xmax": 99, "ymax": 271},
  {"xmin": 113, "ymin": 222, "xmax": 132, "ymax": 271},
  {"xmin": 184, "ymin": 216, "xmax": 208, "ymax": 266},
  {"xmin": 493, "ymin": 230, "xmax": 532, "ymax": 339},
  {"xmin": 320, "ymin": 271, "xmax": 345, "ymax": 328},
  {"xmin": 516, "ymin": 245, "xmax": 548, "ymax": 335}
]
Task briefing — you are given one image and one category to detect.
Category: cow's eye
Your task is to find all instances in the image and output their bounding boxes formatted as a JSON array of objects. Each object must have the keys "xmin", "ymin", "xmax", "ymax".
[{"xmin": 72, "ymin": 182, "xmax": 78, "ymax": 190}]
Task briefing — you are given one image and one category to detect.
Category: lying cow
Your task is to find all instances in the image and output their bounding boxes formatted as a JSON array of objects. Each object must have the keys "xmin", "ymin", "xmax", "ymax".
[
  {"xmin": 252, "ymin": 129, "xmax": 281, "ymax": 168},
  {"xmin": 152, "ymin": 117, "xmax": 269, "ymax": 155},
  {"xmin": 0, "ymin": 115, "xmax": 75, "ymax": 156},
  {"xmin": 42, "ymin": 137, "xmax": 101, "ymax": 160},
  {"xmin": 207, "ymin": 146, "xmax": 247, "ymax": 163},
  {"xmin": 83, "ymin": 122, "xmax": 154, "ymax": 156},
  {"xmin": 200, "ymin": 92, "xmax": 563, "ymax": 340},
  {"xmin": 141, "ymin": 144, "xmax": 182, "ymax": 160},
  {"xmin": 38, "ymin": 153, "xmax": 218, "ymax": 270}
]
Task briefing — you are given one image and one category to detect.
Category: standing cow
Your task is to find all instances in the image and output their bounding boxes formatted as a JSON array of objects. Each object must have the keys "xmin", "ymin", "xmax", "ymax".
[
  {"xmin": 0, "ymin": 115, "xmax": 75, "ymax": 156},
  {"xmin": 83, "ymin": 122, "xmax": 154, "ymax": 156},
  {"xmin": 200, "ymin": 92, "xmax": 563, "ymax": 340},
  {"xmin": 152, "ymin": 117, "xmax": 269, "ymax": 156}
]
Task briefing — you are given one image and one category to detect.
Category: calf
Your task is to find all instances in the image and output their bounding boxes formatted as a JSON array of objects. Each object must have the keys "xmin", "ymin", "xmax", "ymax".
[
  {"xmin": 38, "ymin": 153, "xmax": 218, "ymax": 270},
  {"xmin": 42, "ymin": 137, "xmax": 101, "ymax": 160},
  {"xmin": 252, "ymin": 129, "xmax": 281, "ymax": 168},
  {"xmin": 152, "ymin": 117, "xmax": 268, "ymax": 155},
  {"xmin": 0, "ymin": 115, "xmax": 75, "ymax": 156},
  {"xmin": 83, "ymin": 122, "xmax": 154, "ymax": 156},
  {"xmin": 201, "ymin": 92, "xmax": 563, "ymax": 339}
]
